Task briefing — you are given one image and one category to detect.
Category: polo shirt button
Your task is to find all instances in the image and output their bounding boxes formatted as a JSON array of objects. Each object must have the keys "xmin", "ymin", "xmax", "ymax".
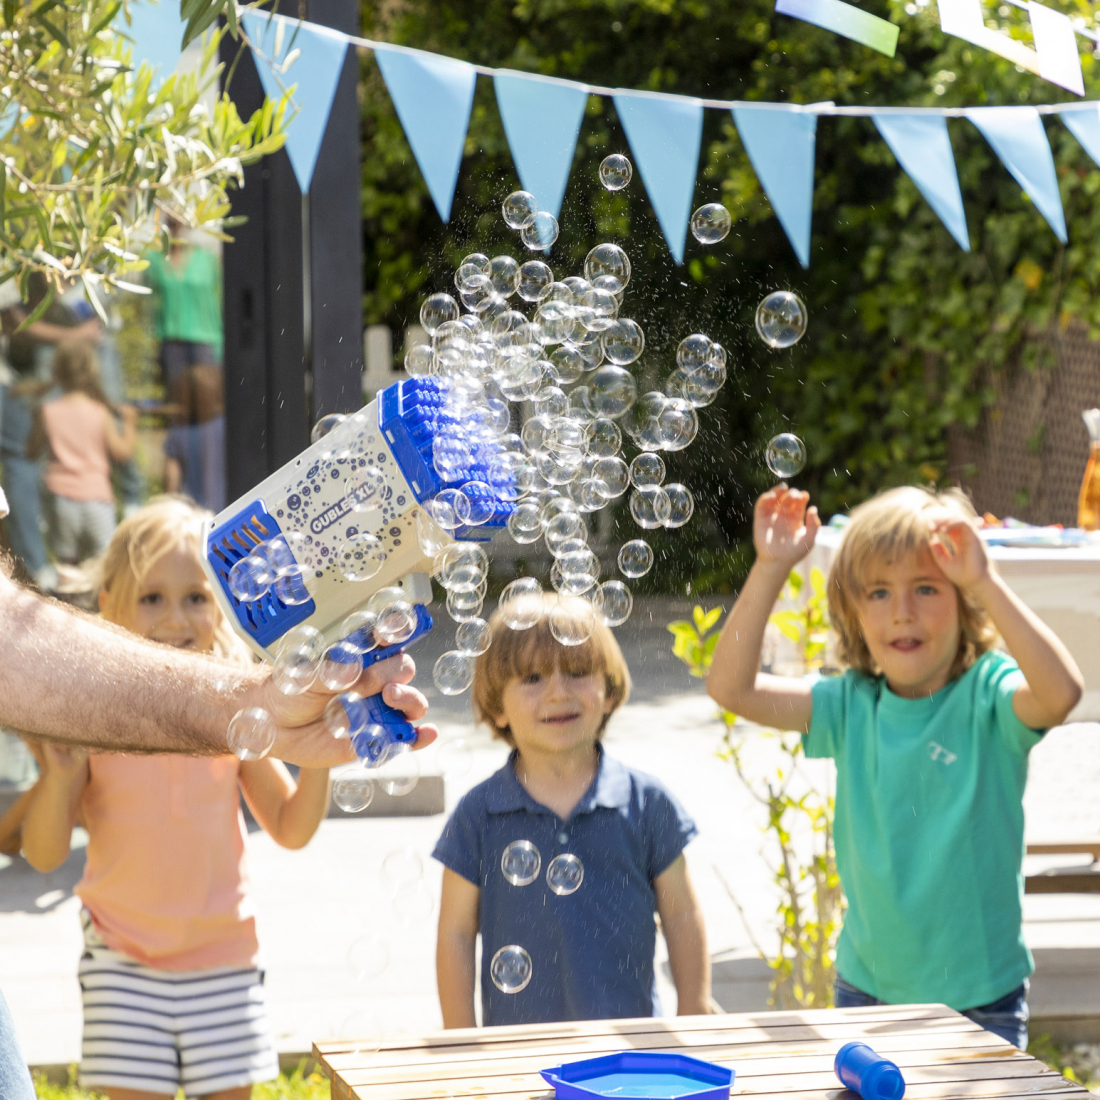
[{"xmin": 557, "ymin": 832, "xmax": 568, "ymax": 845}]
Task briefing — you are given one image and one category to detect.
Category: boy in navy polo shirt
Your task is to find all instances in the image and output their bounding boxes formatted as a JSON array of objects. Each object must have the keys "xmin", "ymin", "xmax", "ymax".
[{"xmin": 433, "ymin": 593, "xmax": 709, "ymax": 1027}]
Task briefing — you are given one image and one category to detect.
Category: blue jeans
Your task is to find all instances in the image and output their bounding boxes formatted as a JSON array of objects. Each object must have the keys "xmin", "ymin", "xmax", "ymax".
[
  {"xmin": 835, "ymin": 975, "xmax": 1030, "ymax": 1049},
  {"xmin": 0, "ymin": 989, "xmax": 34, "ymax": 1100}
]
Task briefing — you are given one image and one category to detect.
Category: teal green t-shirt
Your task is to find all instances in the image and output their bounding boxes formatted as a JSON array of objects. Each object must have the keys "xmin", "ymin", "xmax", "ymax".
[
  {"xmin": 806, "ymin": 650, "xmax": 1042, "ymax": 1009},
  {"xmin": 145, "ymin": 247, "xmax": 223, "ymax": 352}
]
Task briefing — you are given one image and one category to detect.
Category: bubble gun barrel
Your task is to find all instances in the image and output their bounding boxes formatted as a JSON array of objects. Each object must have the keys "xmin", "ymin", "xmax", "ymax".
[{"xmin": 834, "ymin": 1043, "xmax": 905, "ymax": 1100}]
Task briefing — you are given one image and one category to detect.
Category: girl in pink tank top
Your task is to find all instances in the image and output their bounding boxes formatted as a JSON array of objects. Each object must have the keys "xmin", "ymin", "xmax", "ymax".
[{"xmin": 19, "ymin": 497, "xmax": 332, "ymax": 1099}]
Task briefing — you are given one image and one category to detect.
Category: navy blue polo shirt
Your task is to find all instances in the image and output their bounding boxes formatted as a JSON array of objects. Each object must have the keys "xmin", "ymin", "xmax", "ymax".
[{"xmin": 432, "ymin": 747, "xmax": 697, "ymax": 1026}]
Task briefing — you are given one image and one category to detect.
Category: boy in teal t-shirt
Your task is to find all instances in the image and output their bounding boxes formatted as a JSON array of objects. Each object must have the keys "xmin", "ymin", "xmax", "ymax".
[{"xmin": 707, "ymin": 484, "xmax": 1084, "ymax": 1049}]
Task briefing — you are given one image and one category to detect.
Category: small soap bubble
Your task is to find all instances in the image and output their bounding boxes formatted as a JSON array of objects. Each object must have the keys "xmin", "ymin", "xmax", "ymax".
[
  {"xmin": 601, "ymin": 318, "xmax": 644, "ymax": 366},
  {"xmin": 500, "ymin": 577, "xmax": 544, "ymax": 630},
  {"xmin": 447, "ymin": 588, "xmax": 484, "ymax": 622},
  {"xmin": 766, "ymin": 433, "xmax": 807, "ymax": 478},
  {"xmin": 676, "ymin": 333, "xmax": 714, "ymax": 374},
  {"xmin": 375, "ymin": 600, "xmax": 417, "ymax": 647},
  {"xmin": 618, "ymin": 539, "xmax": 654, "ymax": 579},
  {"xmin": 690, "ymin": 202, "xmax": 732, "ymax": 244},
  {"xmin": 599, "ymin": 153, "xmax": 632, "ymax": 191},
  {"xmin": 546, "ymin": 853, "xmax": 584, "ymax": 896},
  {"xmin": 433, "ymin": 650, "xmax": 475, "ymax": 696},
  {"xmin": 340, "ymin": 610, "xmax": 379, "ymax": 654},
  {"xmin": 490, "ymin": 945, "xmax": 533, "ymax": 994},
  {"xmin": 428, "ymin": 488, "xmax": 472, "ymax": 531},
  {"xmin": 228, "ymin": 552, "xmax": 271, "ymax": 602},
  {"xmin": 417, "ymin": 507, "xmax": 453, "ymax": 556},
  {"xmin": 518, "ymin": 260, "xmax": 554, "ymax": 302},
  {"xmin": 629, "ymin": 453, "xmax": 665, "ymax": 489},
  {"xmin": 663, "ymin": 483, "xmax": 695, "ymax": 528},
  {"xmin": 367, "ymin": 586, "xmax": 407, "ymax": 615},
  {"xmin": 381, "ymin": 847, "xmax": 423, "ymax": 889},
  {"xmin": 755, "ymin": 291, "xmax": 808, "ymax": 348},
  {"xmin": 345, "ymin": 466, "xmax": 385, "ymax": 513},
  {"xmin": 585, "ymin": 418, "xmax": 622, "ymax": 457},
  {"xmin": 273, "ymin": 564, "xmax": 311, "ymax": 606},
  {"xmin": 594, "ymin": 580, "xmax": 633, "ymax": 627},
  {"xmin": 461, "ymin": 482, "xmax": 497, "ymax": 527},
  {"xmin": 311, "ymin": 413, "xmax": 345, "ymax": 444},
  {"xmin": 589, "ymin": 365, "xmax": 637, "ymax": 420},
  {"xmin": 549, "ymin": 600, "xmax": 595, "ymax": 646},
  {"xmin": 506, "ymin": 501, "xmax": 543, "ymax": 544},
  {"xmin": 347, "ymin": 935, "xmax": 388, "ymax": 982},
  {"xmin": 377, "ymin": 744, "xmax": 420, "ymax": 797},
  {"xmin": 323, "ymin": 693, "xmax": 366, "ymax": 741},
  {"xmin": 489, "ymin": 255, "xmax": 520, "ymax": 298},
  {"xmin": 521, "ymin": 211, "xmax": 559, "ymax": 251},
  {"xmin": 630, "ymin": 486, "xmax": 672, "ymax": 529},
  {"xmin": 502, "ymin": 190, "xmax": 538, "ymax": 229},
  {"xmin": 595, "ymin": 456, "xmax": 630, "ymax": 498},
  {"xmin": 337, "ymin": 534, "xmax": 387, "ymax": 582},
  {"xmin": 501, "ymin": 840, "xmax": 541, "ymax": 886},
  {"xmin": 273, "ymin": 625, "xmax": 324, "ymax": 694},
  {"xmin": 419, "ymin": 292, "xmax": 459, "ymax": 335},
  {"xmin": 437, "ymin": 736, "xmax": 472, "ymax": 779},
  {"xmin": 392, "ymin": 880, "xmax": 435, "ymax": 923},
  {"xmin": 354, "ymin": 723, "xmax": 391, "ymax": 767},
  {"xmin": 580, "ymin": 287, "xmax": 618, "ymax": 332},
  {"xmin": 227, "ymin": 707, "xmax": 275, "ymax": 761},
  {"xmin": 456, "ymin": 617, "xmax": 491, "ymax": 655},
  {"xmin": 319, "ymin": 640, "xmax": 363, "ymax": 693},
  {"xmin": 404, "ymin": 343, "xmax": 433, "ymax": 377},
  {"xmin": 332, "ymin": 771, "xmax": 376, "ymax": 813},
  {"xmin": 584, "ymin": 243, "xmax": 631, "ymax": 290}
]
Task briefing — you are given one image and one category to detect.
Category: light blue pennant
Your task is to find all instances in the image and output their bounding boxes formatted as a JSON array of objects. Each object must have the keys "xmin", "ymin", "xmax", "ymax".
[
  {"xmin": 964, "ymin": 106, "xmax": 1066, "ymax": 242},
  {"xmin": 1058, "ymin": 105, "xmax": 1100, "ymax": 169},
  {"xmin": 126, "ymin": 0, "xmax": 186, "ymax": 79},
  {"xmin": 373, "ymin": 45, "xmax": 477, "ymax": 223},
  {"xmin": 731, "ymin": 106, "xmax": 817, "ymax": 268},
  {"xmin": 494, "ymin": 71, "xmax": 589, "ymax": 220},
  {"xmin": 241, "ymin": 11, "xmax": 350, "ymax": 195},
  {"xmin": 612, "ymin": 90, "xmax": 704, "ymax": 264},
  {"xmin": 872, "ymin": 113, "xmax": 970, "ymax": 251}
]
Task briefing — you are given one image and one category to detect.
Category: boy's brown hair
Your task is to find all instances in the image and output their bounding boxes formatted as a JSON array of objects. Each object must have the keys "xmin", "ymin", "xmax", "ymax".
[
  {"xmin": 473, "ymin": 593, "xmax": 631, "ymax": 745},
  {"xmin": 828, "ymin": 486, "xmax": 997, "ymax": 681}
]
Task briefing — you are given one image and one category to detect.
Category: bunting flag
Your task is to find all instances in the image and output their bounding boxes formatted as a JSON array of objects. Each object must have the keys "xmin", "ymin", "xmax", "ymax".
[
  {"xmin": 126, "ymin": 0, "xmax": 185, "ymax": 78},
  {"xmin": 373, "ymin": 45, "xmax": 478, "ymax": 223},
  {"xmin": 964, "ymin": 106, "xmax": 1067, "ymax": 243},
  {"xmin": 775, "ymin": 0, "xmax": 899, "ymax": 57},
  {"xmin": 1059, "ymin": 105, "xmax": 1100, "ymax": 168},
  {"xmin": 1029, "ymin": 2, "xmax": 1085, "ymax": 97},
  {"xmin": 872, "ymin": 114, "xmax": 970, "ymax": 251},
  {"xmin": 732, "ymin": 106, "xmax": 817, "ymax": 268},
  {"xmin": 494, "ymin": 71, "xmax": 589, "ymax": 220},
  {"xmin": 612, "ymin": 90, "xmax": 704, "ymax": 264},
  {"xmin": 241, "ymin": 11, "xmax": 350, "ymax": 194}
]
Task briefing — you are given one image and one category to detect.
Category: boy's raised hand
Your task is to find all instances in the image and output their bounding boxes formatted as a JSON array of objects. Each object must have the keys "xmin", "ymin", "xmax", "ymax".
[
  {"xmin": 754, "ymin": 486, "xmax": 820, "ymax": 569},
  {"xmin": 927, "ymin": 514, "xmax": 990, "ymax": 591}
]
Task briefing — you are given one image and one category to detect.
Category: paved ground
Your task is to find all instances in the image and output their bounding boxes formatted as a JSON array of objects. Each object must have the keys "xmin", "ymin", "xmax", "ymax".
[{"xmin": 2, "ymin": 597, "xmax": 1100, "ymax": 1067}]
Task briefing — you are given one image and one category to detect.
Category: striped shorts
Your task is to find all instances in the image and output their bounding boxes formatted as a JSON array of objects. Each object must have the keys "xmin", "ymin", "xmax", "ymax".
[{"xmin": 78, "ymin": 914, "xmax": 279, "ymax": 1096}]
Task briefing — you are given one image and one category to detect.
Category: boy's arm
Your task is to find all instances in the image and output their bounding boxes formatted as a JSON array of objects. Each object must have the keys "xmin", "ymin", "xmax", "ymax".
[
  {"xmin": 437, "ymin": 867, "xmax": 480, "ymax": 1028},
  {"xmin": 930, "ymin": 519, "xmax": 1083, "ymax": 728},
  {"xmin": 104, "ymin": 404, "xmax": 138, "ymax": 463},
  {"xmin": 239, "ymin": 760, "xmax": 331, "ymax": 850},
  {"xmin": 25, "ymin": 407, "xmax": 48, "ymax": 461},
  {"xmin": 21, "ymin": 744, "xmax": 89, "ymax": 872},
  {"xmin": 707, "ymin": 487, "xmax": 818, "ymax": 732},
  {"xmin": 654, "ymin": 854, "xmax": 711, "ymax": 1015},
  {"xmin": 0, "ymin": 787, "xmax": 36, "ymax": 856}
]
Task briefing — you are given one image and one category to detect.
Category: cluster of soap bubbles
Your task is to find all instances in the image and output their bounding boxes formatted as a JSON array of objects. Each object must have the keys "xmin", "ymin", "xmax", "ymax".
[{"xmin": 501, "ymin": 191, "xmax": 560, "ymax": 251}]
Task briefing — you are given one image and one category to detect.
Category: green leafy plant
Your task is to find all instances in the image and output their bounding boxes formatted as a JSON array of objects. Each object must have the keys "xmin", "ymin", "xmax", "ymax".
[{"xmin": 668, "ymin": 575, "xmax": 843, "ymax": 1009}]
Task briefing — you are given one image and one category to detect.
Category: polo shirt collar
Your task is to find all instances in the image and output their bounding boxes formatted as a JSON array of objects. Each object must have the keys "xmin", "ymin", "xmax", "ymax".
[{"xmin": 485, "ymin": 746, "xmax": 632, "ymax": 818}]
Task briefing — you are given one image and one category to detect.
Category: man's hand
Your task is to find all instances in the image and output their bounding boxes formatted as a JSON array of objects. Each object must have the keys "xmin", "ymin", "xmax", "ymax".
[
  {"xmin": 927, "ymin": 515, "xmax": 990, "ymax": 592},
  {"xmin": 754, "ymin": 485, "xmax": 820, "ymax": 569}
]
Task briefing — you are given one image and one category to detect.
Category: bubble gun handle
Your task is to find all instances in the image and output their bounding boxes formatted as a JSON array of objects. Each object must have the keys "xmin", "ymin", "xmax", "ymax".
[{"xmin": 834, "ymin": 1043, "xmax": 905, "ymax": 1100}]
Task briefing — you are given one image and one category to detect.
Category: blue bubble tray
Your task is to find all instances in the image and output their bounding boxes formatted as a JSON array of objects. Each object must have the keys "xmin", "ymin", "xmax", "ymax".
[{"xmin": 540, "ymin": 1052, "xmax": 734, "ymax": 1100}]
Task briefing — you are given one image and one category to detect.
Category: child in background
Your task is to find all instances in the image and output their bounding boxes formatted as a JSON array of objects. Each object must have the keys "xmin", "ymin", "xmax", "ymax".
[
  {"xmin": 434, "ymin": 593, "xmax": 709, "ymax": 1027},
  {"xmin": 19, "ymin": 496, "xmax": 332, "ymax": 1099},
  {"xmin": 26, "ymin": 338, "xmax": 137, "ymax": 563},
  {"xmin": 707, "ymin": 485, "xmax": 1083, "ymax": 1049}
]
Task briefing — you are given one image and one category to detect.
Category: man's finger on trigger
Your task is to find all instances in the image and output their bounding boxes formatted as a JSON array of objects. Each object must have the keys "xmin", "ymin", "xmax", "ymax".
[
  {"xmin": 381, "ymin": 680, "xmax": 429, "ymax": 722},
  {"xmin": 356, "ymin": 653, "xmax": 415, "ymax": 694},
  {"xmin": 410, "ymin": 724, "xmax": 439, "ymax": 751}
]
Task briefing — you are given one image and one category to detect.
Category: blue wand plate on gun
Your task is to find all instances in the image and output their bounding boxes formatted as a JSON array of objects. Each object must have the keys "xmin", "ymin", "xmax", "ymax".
[{"xmin": 540, "ymin": 1051, "xmax": 734, "ymax": 1099}]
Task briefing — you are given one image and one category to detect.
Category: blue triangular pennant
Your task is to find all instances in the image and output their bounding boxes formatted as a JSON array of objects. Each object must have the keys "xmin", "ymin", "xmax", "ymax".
[
  {"xmin": 873, "ymin": 114, "xmax": 970, "ymax": 251},
  {"xmin": 964, "ymin": 106, "xmax": 1067, "ymax": 242},
  {"xmin": 612, "ymin": 90, "xmax": 704, "ymax": 264},
  {"xmin": 242, "ymin": 11, "xmax": 350, "ymax": 195},
  {"xmin": 373, "ymin": 45, "xmax": 477, "ymax": 224},
  {"xmin": 731, "ymin": 106, "xmax": 817, "ymax": 268},
  {"xmin": 494, "ymin": 71, "xmax": 589, "ymax": 220},
  {"xmin": 126, "ymin": 0, "xmax": 185, "ymax": 79},
  {"xmin": 1058, "ymin": 105, "xmax": 1100, "ymax": 169}
]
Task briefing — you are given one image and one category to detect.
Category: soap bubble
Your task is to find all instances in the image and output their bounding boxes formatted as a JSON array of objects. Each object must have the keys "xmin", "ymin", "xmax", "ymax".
[
  {"xmin": 332, "ymin": 771, "xmax": 375, "ymax": 813},
  {"xmin": 507, "ymin": 501, "xmax": 542, "ymax": 544},
  {"xmin": 585, "ymin": 418, "xmax": 621, "ymax": 457},
  {"xmin": 436, "ymin": 543, "xmax": 488, "ymax": 592},
  {"xmin": 340, "ymin": 610, "xmax": 379, "ymax": 654},
  {"xmin": 522, "ymin": 212, "xmax": 559, "ymax": 251},
  {"xmin": 337, "ymin": 534, "xmax": 386, "ymax": 582},
  {"xmin": 690, "ymin": 202, "xmax": 732, "ymax": 244},
  {"xmin": 589, "ymin": 366, "xmax": 637, "ymax": 419},
  {"xmin": 381, "ymin": 847, "xmax": 423, "ymax": 889},
  {"xmin": 656, "ymin": 399, "xmax": 699, "ymax": 452},
  {"xmin": 375, "ymin": 600, "xmax": 418, "ymax": 647},
  {"xmin": 461, "ymin": 482, "xmax": 497, "ymax": 527},
  {"xmin": 345, "ymin": 466, "xmax": 385, "ymax": 512},
  {"xmin": 546, "ymin": 853, "xmax": 584, "ymax": 896},
  {"xmin": 367, "ymin": 586, "xmax": 407, "ymax": 615},
  {"xmin": 501, "ymin": 840, "xmax": 541, "ymax": 886},
  {"xmin": 347, "ymin": 935, "xmax": 387, "ymax": 982},
  {"xmin": 489, "ymin": 255, "xmax": 520, "ymax": 297},
  {"xmin": 319, "ymin": 640, "xmax": 363, "ymax": 693},
  {"xmin": 584, "ymin": 243, "xmax": 631, "ymax": 291},
  {"xmin": 545, "ymin": 511, "xmax": 586, "ymax": 552},
  {"xmin": 456, "ymin": 617, "xmax": 491, "ymax": 655},
  {"xmin": 419, "ymin": 293, "xmax": 459, "ymax": 335},
  {"xmin": 676, "ymin": 333, "xmax": 713, "ymax": 374},
  {"xmin": 272, "ymin": 564, "xmax": 311, "ymax": 606},
  {"xmin": 630, "ymin": 486, "xmax": 672, "ymax": 529},
  {"xmin": 323, "ymin": 693, "xmax": 367, "ymax": 741},
  {"xmin": 766, "ymin": 433, "xmax": 807, "ymax": 478},
  {"xmin": 392, "ymin": 880, "xmax": 435, "ymax": 923},
  {"xmin": 502, "ymin": 190, "xmax": 538, "ymax": 229},
  {"xmin": 599, "ymin": 154, "xmax": 632, "ymax": 190},
  {"xmin": 227, "ymin": 707, "xmax": 275, "ymax": 760},
  {"xmin": 663, "ymin": 483, "xmax": 694, "ymax": 528},
  {"xmin": 417, "ymin": 508, "xmax": 452, "ymax": 556},
  {"xmin": 594, "ymin": 580, "xmax": 633, "ymax": 627},
  {"xmin": 490, "ymin": 945, "xmax": 533, "ymax": 994},
  {"xmin": 601, "ymin": 318, "xmax": 644, "ymax": 366},
  {"xmin": 549, "ymin": 599, "xmax": 595, "ymax": 645},
  {"xmin": 518, "ymin": 260, "xmax": 553, "ymax": 302},
  {"xmin": 447, "ymin": 589, "xmax": 484, "ymax": 622},
  {"xmin": 618, "ymin": 539, "xmax": 654, "ymax": 579},
  {"xmin": 629, "ymin": 453, "xmax": 665, "ymax": 489},
  {"xmin": 428, "ymin": 488, "xmax": 472, "ymax": 531},
  {"xmin": 404, "ymin": 343, "xmax": 433, "ymax": 376},
  {"xmin": 311, "ymin": 413, "xmax": 345, "ymax": 443},
  {"xmin": 755, "ymin": 291, "xmax": 808, "ymax": 348},
  {"xmin": 500, "ymin": 577, "xmax": 543, "ymax": 629},
  {"xmin": 228, "ymin": 552, "xmax": 272, "ymax": 602},
  {"xmin": 377, "ymin": 745, "xmax": 420, "ymax": 797},
  {"xmin": 273, "ymin": 625, "xmax": 324, "ymax": 694},
  {"xmin": 433, "ymin": 650, "xmax": 475, "ymax": 696},
  {"xmin": 595, "ymin": 456, "xmax": 630, "ymax": 498}
]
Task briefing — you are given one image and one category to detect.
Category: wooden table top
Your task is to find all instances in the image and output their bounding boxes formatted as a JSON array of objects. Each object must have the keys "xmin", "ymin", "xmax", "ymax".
[{"xmin": 313, "ymin": 1004, "xmax": 1090, "ymax": 1100}]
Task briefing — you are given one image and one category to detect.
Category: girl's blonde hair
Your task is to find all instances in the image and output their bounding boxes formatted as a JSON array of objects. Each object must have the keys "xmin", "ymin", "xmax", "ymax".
[
  {"xmin": 97, "ymin": 495, "xmax": 248, "ymax": 662},
  {"xmin": 828, "ymin": 486, "xmax": 997, "ymax": 680},
  {"xmin": 53, "ymin": 339, "xmax": 112, "ymax": 408},
  {"xmin": 472, "ymin": 593, "xmax": 631, "ymax": 746}
]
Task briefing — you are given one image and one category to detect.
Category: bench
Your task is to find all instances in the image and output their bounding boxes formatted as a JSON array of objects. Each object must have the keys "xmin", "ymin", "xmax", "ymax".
[{"xmin": 1025, "ymin": 840, "xmax": 1100, "ymax": 894}]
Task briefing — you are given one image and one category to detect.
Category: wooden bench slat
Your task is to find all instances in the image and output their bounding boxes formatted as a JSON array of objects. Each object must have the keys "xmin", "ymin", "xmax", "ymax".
[{"xmin": 1025, "ymin": 870, "xmax": 1100, "ymax": 893}]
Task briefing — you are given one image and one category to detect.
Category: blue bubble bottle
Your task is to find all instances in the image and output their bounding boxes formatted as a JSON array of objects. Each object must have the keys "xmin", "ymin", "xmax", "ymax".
[{"xmin": 834, "ymin": 1042, "xmax": 905, "ymax": 1100}]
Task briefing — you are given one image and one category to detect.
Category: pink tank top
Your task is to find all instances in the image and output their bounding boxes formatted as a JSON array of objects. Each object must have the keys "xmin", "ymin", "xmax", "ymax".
[
  {"xmin": 42, "ymin": 394, "xmax": 112, "ymax": 502},
  {"xmin": 76, "ymin": 753, "xmax": 259, "ymax": 970}
]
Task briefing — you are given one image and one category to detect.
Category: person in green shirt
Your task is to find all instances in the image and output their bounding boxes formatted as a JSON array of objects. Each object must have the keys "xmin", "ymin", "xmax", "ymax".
[{"xmin": 707, "ymin": 484, "xmax": 1084, "ymax": 1049}]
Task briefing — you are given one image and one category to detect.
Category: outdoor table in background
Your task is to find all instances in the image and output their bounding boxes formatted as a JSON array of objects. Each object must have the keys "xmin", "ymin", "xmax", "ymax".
[{"xmin": 314, "ymin": 1004, "xmax": 1087, "ymax": 1100}]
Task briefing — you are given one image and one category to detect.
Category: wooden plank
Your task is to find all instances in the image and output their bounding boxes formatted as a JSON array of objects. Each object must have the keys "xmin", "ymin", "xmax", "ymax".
[
  {"xmin": 1025, "ymin": 870, "xmax": 1100, "ymax": 894},
  {"xmin": 1026, "ymin": 840, "xmax": 1100, "ymax": 859}
]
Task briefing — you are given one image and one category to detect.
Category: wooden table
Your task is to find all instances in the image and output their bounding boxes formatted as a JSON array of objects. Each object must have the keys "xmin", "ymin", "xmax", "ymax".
[{"xmin": 314, "ymin": 1004, "xmax": 1090, "ymax": 1100}]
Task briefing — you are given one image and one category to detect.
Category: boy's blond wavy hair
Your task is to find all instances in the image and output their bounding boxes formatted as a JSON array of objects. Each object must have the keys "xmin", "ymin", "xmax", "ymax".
[{"xmin": 828, "ymin": 486, "xmax": 997, "ymax": 680}]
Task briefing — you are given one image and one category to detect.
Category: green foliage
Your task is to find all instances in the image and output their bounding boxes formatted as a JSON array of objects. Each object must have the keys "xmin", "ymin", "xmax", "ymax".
[
  {"xmin": 0, "ymin": 1, "xmax": 288, "ymax": 301},
  {"xmin": 669, "ymin": 581, "xmax": 843, "ymax": 1008},
  {"xmin": 359, "ymin": 0, "xmax": 1100, "ymax": 592}
]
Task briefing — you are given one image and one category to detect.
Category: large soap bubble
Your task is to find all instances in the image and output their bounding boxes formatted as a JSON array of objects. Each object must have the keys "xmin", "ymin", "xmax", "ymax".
[
  {"xmin": 599, "ymin": 154, "xmax": 632, "ymax": 190},
  {"xmin": 501, "ymin": 840, "xmax": 541, "ymax": 886},
  {"xmin": 594, "ymin": 580, "xmax": 633, "ymax": 627},
  {"xmin": 490, "ymin": 945, "xmax": 533, "ymax": 993},
  {"xmin": 500, "ymin": 577, "xmax": 544, "ymax": 630},
  {"xmin": 629, "ymin": 486, "xmax": 672, "ymax": 529},
  {"xmin": 311, "ymin": 413, "xmax": 345, "ymax": 444},
  {"xmin": 227, "ymin": 707, "xmax": 275, "ymax": 761},
  {"xmin": 584, "ymin": 243, "xmax": 631, "ymax": 291},
  {"xmin": 766, "ymin": 433, "xmax": 807, "ymax": 478},
  {"xmin": 589, "ymin": 366, "xmax": 637, "ymax": 420},
  {"xmin": 629, "ymin": 453, "xmax": 665, "ymax": 490},
  {"xmin": 337, "ymin": 534, "xmax": 386, "ymax": 582},
  {"xmin": 332, "ymin": 771, "xmax": 375, "ymax": 813},
  {"xmin": 502, "ymin": 190, "xmax": 538, "ymax": 229},
  {"xmin": 618, "ymin": 539, "xmax": 654, "ymax": 579},
  {"xmin": 273, "ymin": 625, "xmax": 324, "ymax": 695},
  {"xmin": 663, "ymin": 483, "xmax": 695, "ymax": 528},
  {"xmin": 433, "ymin": 650, "xmax": 475, "ymax": 696},
  {"xmin": 755, "ymin": 291, "xmax": 808, "ymax": 348},
  {"xmin": 690, "ymin": 203, "xmax": 732, "ymax": 244},
  {"xmin": 546, "ymin": 853, "xmax": 584, "ymax": 895},
  {"xmin": 601, "ymin": 318, "xmax": 644, "ymax": 366},
  {"xmin": 420, "ymin": 293, "xmax": 459, "ymax": 335},
  {"xmin": 522, "ymin": 212, "xmax": 559, "ymax": 251}
]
